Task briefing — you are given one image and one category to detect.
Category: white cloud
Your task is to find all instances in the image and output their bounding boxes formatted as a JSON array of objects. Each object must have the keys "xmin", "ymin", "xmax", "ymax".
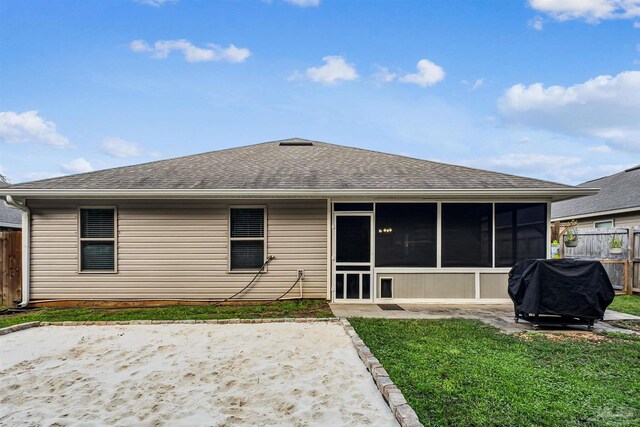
[
  {"xmin": 519, "ymin": 136, "xmax": 531, "ymax": 144},
  {"xmin": 130, "ymin": 39, "xmax": 251, "ymax": 63},
  {"xmin": 471, "ymin": 78, "xmax": 484, "ymax": 91},
  {"xmin": 133, "ymin": 0, "xmax": 176, "ymax": 6},
  {"xmin": 481, "ymin": 153, "xmax": 582, "ymax": 169},
  {"xmin": 101, "ymin": 137, "xmax": 142, "ymax": 158},
  {"xmin": 129, "ymin": 39, "xmax": 150, "ymax": 53},
  {"xmin": 529, "ymin": 0, "xmax": 640, "ymax": 23},
  {"xmin": 24, "ymin": 171, "xmax": 63, "ymax": 181},
  {"xmin": 295, "ymin": 55, "xmax": 358, "ymax": 85},
  {"xmin": 465, "ymin": 152, "xmax": 633, "ymax": 183},
  {"xmin": 62, "ymin": 158, "xmax": 93, "ymax": 174},
  {"xmin": 283, "ymin": 0, "xmax": 320, "ymax": 6},
  {"xmin": 399, "ymin": 59, "xmax": 445, "ymax": 88},
  {"xmin": 0, "ymin": 111, "xmax": 70, "ymax": 148},
  {"xmin": 588, "ymin": 144, "xmax": 614, "ymax": 153},
  {"xmin": 372, "ymin": 66, "xmax": 397, "ymax": 84},
  {"xmin": 528, "ymin": 16, "xmax": 545, "ymax": 30},
  {"xmin": 498, "ymin": 71, "xmax": 640, "ymax": 151}
]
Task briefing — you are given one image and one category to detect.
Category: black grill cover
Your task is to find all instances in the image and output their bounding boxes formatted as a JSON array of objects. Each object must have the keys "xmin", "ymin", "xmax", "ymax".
[{"xmin": 508, "ymin": 259, "xmax": 615, "ymax": 320}]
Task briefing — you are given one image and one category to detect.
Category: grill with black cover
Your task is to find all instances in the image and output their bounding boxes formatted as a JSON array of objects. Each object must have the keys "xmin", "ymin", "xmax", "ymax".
[{"xmin": 508, "ymin": 259, "xmax": 615, "ymax": 330}]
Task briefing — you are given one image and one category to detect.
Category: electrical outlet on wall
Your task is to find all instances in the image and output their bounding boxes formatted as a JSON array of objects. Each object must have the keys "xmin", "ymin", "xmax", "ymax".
[{"xmin": 297, "ymin": 269, "xmax": 305, "ymax": 280}]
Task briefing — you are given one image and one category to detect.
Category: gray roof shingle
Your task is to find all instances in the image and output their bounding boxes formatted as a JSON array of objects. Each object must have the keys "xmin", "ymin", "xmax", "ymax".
[
  {"xmin": 551, "ymin": 165, "xmax": 640, "ymax": 219},
  {"xmin": 0, "ymin": 201, "xmax": 21, "ymax": 228},
  {"xmin": 6, "ymin": 139, "xmax": 574, "ymax": 191}
]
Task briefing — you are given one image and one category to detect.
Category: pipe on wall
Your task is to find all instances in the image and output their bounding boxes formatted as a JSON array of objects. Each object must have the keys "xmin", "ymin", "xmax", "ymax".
[{"xmin": 4, "ymin": 195, "xmax": 30, "ymax": 307}]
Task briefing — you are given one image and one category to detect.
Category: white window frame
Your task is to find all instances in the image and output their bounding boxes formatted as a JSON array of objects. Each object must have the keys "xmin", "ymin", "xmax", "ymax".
[
  {"xmin": 228, "ymin": 205, "xmax": 268, "ymax": 273},
  {"xmin": 594, "ymin": 219, "xmax": 614, "ymax": 228},
  {"xmin": 77, "ymin": 206, "xmax": 118, "ymax": 274}
]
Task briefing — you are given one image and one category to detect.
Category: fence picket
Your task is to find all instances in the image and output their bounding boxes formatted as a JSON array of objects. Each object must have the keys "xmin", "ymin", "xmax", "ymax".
[{"xmin": 562, "ymin": 228, "xmax": 631, "ymax": 293}]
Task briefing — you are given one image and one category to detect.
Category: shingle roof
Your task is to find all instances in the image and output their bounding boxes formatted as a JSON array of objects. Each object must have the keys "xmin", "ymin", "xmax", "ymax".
[
  {"xmin": 0, "ymin": 201, "xmax": 21, "ymax": 228},
  {"xmin": 551, "ymin": 165, "xmax": 640, "ymax": 219},
  {"xmin": 6, "ymin": 139, "xmax": 574, "ymax": 191}
]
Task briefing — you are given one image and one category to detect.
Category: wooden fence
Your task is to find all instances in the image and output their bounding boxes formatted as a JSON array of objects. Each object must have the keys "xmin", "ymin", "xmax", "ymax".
[
  {"xmin": 633, "ymin": 227, "xmax": 640, "ymax": 293},
  {"xmin": 562, "ymin": 227, "xmax": 636, "ymax": 294},
  {"xmin": 0, "ymin": 231, "xmax": 22, "ymax": 307}
]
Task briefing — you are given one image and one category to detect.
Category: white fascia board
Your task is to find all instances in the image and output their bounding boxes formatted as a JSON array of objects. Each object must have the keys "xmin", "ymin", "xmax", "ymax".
[{"xmin": 0, "ymin": 187, "xmax": 598, "ymax": 200}]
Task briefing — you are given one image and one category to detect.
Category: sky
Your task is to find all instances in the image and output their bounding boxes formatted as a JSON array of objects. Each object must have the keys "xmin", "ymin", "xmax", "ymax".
[{"xmin": 1, "ymin": 0, "xmax": 639, "ymax": 185}]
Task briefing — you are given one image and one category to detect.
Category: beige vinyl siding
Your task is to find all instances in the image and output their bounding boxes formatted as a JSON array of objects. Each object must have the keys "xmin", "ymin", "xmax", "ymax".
[
  {"xmin": 376, "ymin": 273, "xmax": 476, "ymax": 299},
  {"xmin": 479, "ymin": 273, "xmax": 509, "ymax": 298},
  {"xmin": 573, "ymin": 210, "xmax": 640, "ymax": 229},
  {"xmin": 29, "ymin": 199, "xmax": 327, "ymax": 300}
]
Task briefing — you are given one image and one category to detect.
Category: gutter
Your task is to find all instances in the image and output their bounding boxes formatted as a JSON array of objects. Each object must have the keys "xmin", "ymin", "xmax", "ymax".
[
  {"xmin": 3, "ymin": 196, "xmax": 30, "ymax": 307},
  {"xmin": 0, "ymin": 187, "xmax": 599, "ymax": 202}
]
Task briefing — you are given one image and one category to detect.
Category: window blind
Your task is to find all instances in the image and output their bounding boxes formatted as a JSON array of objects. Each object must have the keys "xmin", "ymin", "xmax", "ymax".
[
  {"xmin": 230, "ymin": 241, "xmax": 264, "ymax": 270},
  {"xmin": 81, "ymin": 241, "xmax": 115, "ymax": 270},
  {"xmin": 81, "ymin": 209, "xmax": 115, "ymax": 238},
  {"xmin": 80, "ymin": 208, "xmax": 116, "ymax": 271},
  {"xmin": 229, "ymin": 207, "xmax": 265, "ymax": 270},
  {"xmin": 230, "ymin": 208, "xmax": 264, "ymax": 238}
]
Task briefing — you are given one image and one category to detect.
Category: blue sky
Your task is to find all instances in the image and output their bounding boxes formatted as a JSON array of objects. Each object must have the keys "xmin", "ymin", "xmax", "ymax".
[{"xmin": 1, "ymin": 0, "xmax": 639, "ymax": 185}]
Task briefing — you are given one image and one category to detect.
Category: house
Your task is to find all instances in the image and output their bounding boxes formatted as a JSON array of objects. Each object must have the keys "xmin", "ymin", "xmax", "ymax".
[
  {"xmin": 0, "ymin": 138, "xmax": 595, "ymax": 307},
  {"xmin": 0, "ymin": 200, "xmax": 22, "ymax": 230},
  {"xmin": 551, "ymin": 165, "xmax": 640, "ymax": 229}
]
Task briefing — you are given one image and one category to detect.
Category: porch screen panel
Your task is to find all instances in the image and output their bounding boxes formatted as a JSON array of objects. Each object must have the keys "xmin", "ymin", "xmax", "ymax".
[
  {"xmin": 375, "ymin": 203, "xmax": 437, "ymax": 267},
  {"xmin": 495, "ymin": 203, "xmax": 546, "ymax": 267},
  {"xmin": 442, "ymin": 203, "xmax": 492, "ymax": 267},
  {"xmin": 336, "ymin": 216, "xmax": 370, "ymax": 263}
]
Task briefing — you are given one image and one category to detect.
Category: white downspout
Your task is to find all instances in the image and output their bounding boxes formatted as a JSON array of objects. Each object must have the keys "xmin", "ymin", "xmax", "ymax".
[{"xmin": 4, "ymin": 196, "xmax": 30, "ymax": 307}]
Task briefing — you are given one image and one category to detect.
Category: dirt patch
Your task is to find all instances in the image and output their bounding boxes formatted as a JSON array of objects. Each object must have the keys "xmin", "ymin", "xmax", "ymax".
[{"xmin": 517, "ymin": 331, "xmax": 613, "ymax": 343}]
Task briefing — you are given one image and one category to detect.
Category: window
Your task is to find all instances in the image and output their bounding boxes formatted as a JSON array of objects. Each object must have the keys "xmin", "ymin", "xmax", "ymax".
[
  {"xmin": 229, "ymin": 207, "xmax": 266, "ymax": 271},
  {"xmin": 375, "ymin": 203, "xmax": 437, "ymax": 267},
  {"xmin": 495, "ymin": 203, "xmax": 547, "ymax": 267},
  {"xmin": 442, "ymin": 203, "xmax": 492, "ymax": 267},
  {"xmin": 595, "ymin": 220, "xmax": 614, "ymax": 229},
  {"xmin": 79, "ymin": 208, "xmax": 116, "ymax": 272}
]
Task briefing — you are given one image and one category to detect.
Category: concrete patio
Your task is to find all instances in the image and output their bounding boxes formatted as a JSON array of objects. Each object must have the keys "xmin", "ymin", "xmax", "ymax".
[{"xmin": 330, "ymin": 303, "xmax": 640, "ymax": 334}]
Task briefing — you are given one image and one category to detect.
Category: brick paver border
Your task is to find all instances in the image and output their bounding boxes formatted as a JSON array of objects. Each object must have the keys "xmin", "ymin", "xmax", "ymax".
[{"xmin": 339, "ymin": 318, "xmax": 423, "ymax": 427}]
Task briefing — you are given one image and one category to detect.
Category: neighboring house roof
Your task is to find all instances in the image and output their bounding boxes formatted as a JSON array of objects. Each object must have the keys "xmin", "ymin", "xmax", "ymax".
[
  {"xmin": 0, "ymin": 201, "xmax": 21, "ymax": 228},
  {"xmin": 0, "ymin": 138, "xmax": 594, "ymax": 200},
  {"xmin": 551, "ymin": 165, "xmax": 640, "ymax": 220}
]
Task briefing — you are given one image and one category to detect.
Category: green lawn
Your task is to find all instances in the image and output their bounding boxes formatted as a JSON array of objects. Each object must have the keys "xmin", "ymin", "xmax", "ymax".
[
  {"xmin": 0, "ymin": 299, "xmax": 333, "ymax": 329},
  {"xmin": 609, "ymin": 295, "xmax": 640, "ymax": 316},
  {"xmin": 350, "ymin": 318, "xmax": 640, "ymax": 427}
]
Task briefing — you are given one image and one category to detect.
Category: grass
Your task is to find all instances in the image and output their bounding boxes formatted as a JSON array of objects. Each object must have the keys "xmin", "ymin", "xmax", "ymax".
[
  {"xmin": 0, "ymin": 299, "xmax": 333, "ymax": 329},
  {"xmin": 609, "ymin": 295, "xmax": 640, "ymax": 316},
  {"xmin": 350, "ymin": 318, "xmax": 640, "ymax": 427}
]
